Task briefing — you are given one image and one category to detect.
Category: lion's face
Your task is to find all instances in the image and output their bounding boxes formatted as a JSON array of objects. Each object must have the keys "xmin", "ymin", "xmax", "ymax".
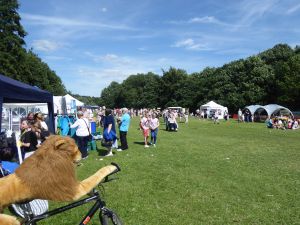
[{"xmin": 44, "ymin": 135, "xmax": 82, "ymax": 163}]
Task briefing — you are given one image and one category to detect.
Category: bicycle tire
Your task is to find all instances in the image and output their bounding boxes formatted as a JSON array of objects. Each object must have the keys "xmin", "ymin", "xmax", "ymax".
[{"xmin": 100, "ymin": 211, "xmax": 123, "ymax": 225}]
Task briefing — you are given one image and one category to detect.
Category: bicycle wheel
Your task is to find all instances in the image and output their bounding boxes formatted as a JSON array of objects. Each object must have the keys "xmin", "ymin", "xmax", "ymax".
[{"xmin": 100, "ymin": 211, "xmax": 123, "ymax": 225}]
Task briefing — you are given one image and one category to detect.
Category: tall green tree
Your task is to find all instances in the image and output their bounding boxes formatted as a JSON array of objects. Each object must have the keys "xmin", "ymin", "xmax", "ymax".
[
  {"xmin": 0, "ymin": 0, "xmax": 67, "ymax": 95},
  {"xmin": 100, "ymin": 81, "xmax": 124, "ymax": 108},
  {"xmin": 0, "ymin": 0, "xmax": 27, "ymax": 78},
  {"xmin": 22, "ymin": 50, "xmax": 66, "ymax": 95},
  {"xmin": 160, "ymin": 67, "xmax": 188, "ymax": 108},
  {"xmin": 277, "ymin": 54, "xmax": 300, "ymax": 110},
  {"xmin": 122, "ymin": 73, "xmax": 161, "ymax": 108}
]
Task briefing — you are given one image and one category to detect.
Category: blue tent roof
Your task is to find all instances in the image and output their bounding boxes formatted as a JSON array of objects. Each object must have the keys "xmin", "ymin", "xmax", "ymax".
[{"xmin": 0, "ymin": 74, "xmax": 55, "ymax": 133}]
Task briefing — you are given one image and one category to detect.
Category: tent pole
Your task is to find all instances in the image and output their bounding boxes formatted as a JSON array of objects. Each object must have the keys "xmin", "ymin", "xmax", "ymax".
[{"xmin": 0, "ymin": 97, "xmax": 2, "ymax": 131}]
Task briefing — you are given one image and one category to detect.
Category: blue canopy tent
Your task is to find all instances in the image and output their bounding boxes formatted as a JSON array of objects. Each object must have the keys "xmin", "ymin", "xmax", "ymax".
[{"xmin": 0, "ymin": 74, "xmax": 55, "ymax": 133}]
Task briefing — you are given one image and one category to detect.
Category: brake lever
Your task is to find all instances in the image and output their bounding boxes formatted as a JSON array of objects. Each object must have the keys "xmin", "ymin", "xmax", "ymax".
[{"xmin": 104, "ymin": 176, "xmax": 119, "ymax": 183}]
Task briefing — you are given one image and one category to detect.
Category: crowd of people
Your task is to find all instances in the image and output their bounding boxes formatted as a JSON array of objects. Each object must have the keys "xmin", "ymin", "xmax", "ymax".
[
  {"xmin": 92, "ymin": 107, "xmax": 185, "ymax": 153},
  {"xmin": 266, "ymin": 117, "xmax": 299, "ymax": 130},
  {"xmin": 19, "ymin": 112, "xmax": 50, "ymax": 159},
  {"xmin": 3, "ymin": 104, "xmax": 298, "ymax": 163}
]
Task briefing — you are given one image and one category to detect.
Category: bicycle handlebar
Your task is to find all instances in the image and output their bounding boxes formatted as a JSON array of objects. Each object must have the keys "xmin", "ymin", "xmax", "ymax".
[
  {"xmin": 102, "ymin": 162, "xmax": 121, "ymax": 183},
  {"xmin": 110, "ymin": 162, "xmax": 121, "ymax": 174}
]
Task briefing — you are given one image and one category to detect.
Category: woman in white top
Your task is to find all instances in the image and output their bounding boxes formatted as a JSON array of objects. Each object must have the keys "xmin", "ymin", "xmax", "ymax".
[
  {"xmin": 70, "ymin": 111, "xmax": 90, "ymax": 159},
  {"xmin": 150, "ymin": 113, "xmax": 159, "ymax": 147}
]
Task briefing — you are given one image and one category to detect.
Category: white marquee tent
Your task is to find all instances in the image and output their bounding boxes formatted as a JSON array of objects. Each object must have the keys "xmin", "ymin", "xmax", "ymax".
[
  {"xmin": 200, "ymin": 101, "xmax": 228, "ymax": 119},
  {"xmin": 53, "ymin": 94, "xmax": 84, "ymax": 114},
  {"xmin": 242, "ymin": 105, "xmax": 263, "ymax": 115},
  {"xmin": 244, "ymin": 104, "xmax": 293, "ymax": 121}
]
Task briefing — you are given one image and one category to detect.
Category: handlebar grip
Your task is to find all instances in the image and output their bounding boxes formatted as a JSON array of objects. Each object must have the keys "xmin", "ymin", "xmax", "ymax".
[
  {"xmin": 111, "ymin": 162, "xmax": 121, "ymax": 173},
  {"xmin": 103, "ymin": 163, "xmax": 121, "ymax": 183}
]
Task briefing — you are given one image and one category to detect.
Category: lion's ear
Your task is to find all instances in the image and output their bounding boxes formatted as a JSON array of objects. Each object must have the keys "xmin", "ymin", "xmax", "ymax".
[{"xmin": 55, "ymin": 139, "xmax": 67, "ymax": 150}]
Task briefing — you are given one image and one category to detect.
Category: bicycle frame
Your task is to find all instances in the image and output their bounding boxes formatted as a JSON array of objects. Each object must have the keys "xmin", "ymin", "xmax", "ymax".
[{"xmin": 22, "ymin": 190, "xmax": 109, "ymax": 225}]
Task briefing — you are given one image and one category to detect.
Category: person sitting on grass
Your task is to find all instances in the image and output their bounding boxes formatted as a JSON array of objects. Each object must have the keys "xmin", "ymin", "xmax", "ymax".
[
  {"xmin": 168, "ymin": 112, "xmax": 178, "ymax": 131},
  {"xmin": 292, "ymin": 119, "xmax": 299, "ymax": 130},
  {"xmin": 266, "ymin": 118, "xmax": 274, "ymax": 128}
]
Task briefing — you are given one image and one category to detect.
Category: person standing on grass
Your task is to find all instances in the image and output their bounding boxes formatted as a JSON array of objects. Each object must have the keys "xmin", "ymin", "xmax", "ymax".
[
  {"xmin": 140, "ymin": 113, "xmax": 151, "ymax": 148},
  {"xmin": 150, "ymin": 113, "xmax": 160, "ymax": 147},
  {"xmin": 103, "ymin": 109, "xmax": 117, "ymax": 157},
  {"xmin": 238, "ymin": 108, "xmax": 243, "ymax": 122},
  {"xmin": 69, "ymin": 111, "xmax": 89, "ymax": 159},
  {"xmin": 184, "ymin": 111, "xmax": 189, "ymax": 123},
  {"xmin": 213, "ymin": 111, "xmax": 219, "ymax": 124},
  {"xmin": 117, "ymin": 108, "xmax": 131, "ymax": 151},
  {"xmin": 19, "ymin": 120, "xmax": 38, "ymax": 159}
]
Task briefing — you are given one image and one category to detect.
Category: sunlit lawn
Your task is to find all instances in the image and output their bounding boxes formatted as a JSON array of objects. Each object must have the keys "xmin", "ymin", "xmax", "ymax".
[{"xmin": 29, "ymin": 117, "xmax": 300, "ymax": 224}]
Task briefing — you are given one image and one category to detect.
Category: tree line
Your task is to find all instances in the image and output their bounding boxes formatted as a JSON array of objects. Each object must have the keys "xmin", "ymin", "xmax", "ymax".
[
  {"xmin": 1, "ymin": 1, "xmax": 299, "ymax": 112},
  {"xmin": 100, "ymin": 44, "xmax": 300, "ymax": 113}
]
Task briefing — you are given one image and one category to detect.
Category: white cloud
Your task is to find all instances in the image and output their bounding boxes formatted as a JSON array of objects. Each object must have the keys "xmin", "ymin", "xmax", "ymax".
[
  {"xmin": 101, "ymin": 54, "xmax": 119, "ymax": 62},
  {"xmin": 286, "ymin": 3, "xmax": 300, "ymax": 14},
  {"xmin": 167, "ymin": 16, "xmax": 232, "ymax": 27},
  {"xmin": 60, "ymin": 52, "xmax": 214, "ymax": 96},
  {"xmin": 234, "ymin": 0, "xmax": 278, "ymax": 28},
  {"xmin": 21, "ymin": 13, "xmax": 132, "ymax": 30},
  {"xmin": 173, "ymin": 38, "xmax": 210, "ymax": 51},
  {"xmin": 138, "ymin": 47, "xmax": 147, "ymax": 51},
  {"xmin": 101, "ymin": 7, "xmax": 107, "ymax": 12},
  {"xmin": 32, "ymin": 39, "xmax": 61, "ymax": 52},
  {"xmin": 84, "ymin": 52, "xmax": 132, "ymax": 65},
  {"xmin": 44, "ymin": 55, "xmax": 73, "ymax": 61},
  {"xmin": 188, "ymin": 16, "xmax": 219, "ymax": 24}
]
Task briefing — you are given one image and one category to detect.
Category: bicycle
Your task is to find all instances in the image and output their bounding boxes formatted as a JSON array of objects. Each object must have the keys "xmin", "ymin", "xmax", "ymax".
[{"xmin": 10, "ymin": 162, "xmax": 123, "ymax": 225}]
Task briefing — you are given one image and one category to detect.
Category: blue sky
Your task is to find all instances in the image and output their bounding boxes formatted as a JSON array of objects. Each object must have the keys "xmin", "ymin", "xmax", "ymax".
[{"xmin": 19, "ymin": 0, "xmax": 300, "ymax": 96}]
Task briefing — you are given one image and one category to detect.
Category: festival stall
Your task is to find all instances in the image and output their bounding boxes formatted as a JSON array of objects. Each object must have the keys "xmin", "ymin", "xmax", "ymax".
[
  {"xmin": 200, "ymin": 101, "xmax": 228, "ymax": 119},
  {"xmin": 53, "ymin": 94, "xmax": 84, "ymax": 114},
  {"xmin": 0, "ymin": 74, "xmax": 55, "ymax": 133}
]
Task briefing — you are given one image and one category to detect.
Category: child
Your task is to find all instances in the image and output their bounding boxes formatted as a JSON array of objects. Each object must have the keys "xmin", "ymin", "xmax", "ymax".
[
  {"xmin": 140, "ymin": 113, "xmax": 151, "ymax": 148},
  {"xmin": 150, "ymin": 113, "xmax": 159, "ymax": 147}
]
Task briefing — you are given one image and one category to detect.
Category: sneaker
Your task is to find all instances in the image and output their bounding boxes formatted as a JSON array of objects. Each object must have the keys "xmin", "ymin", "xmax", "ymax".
[
  {"xmin": 82, "ymin": 156, "xmax": 89, "ymax": 160},
  {"xmin": 117, "ymin": 148, "xmax": 123, "ymax": 152},
  {"xmin": 145, "ymin": 145, "xmax": 149, "ymax": 148},
  {"xmin": 105, "ymin": 152, "xmax": 113, "ymax": 157}
]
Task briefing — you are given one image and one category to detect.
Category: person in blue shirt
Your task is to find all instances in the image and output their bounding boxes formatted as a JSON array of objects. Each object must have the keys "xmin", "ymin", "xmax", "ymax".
[{"xmin": 117, "ymin": 108, "xmax": 131, "ymax": 151}]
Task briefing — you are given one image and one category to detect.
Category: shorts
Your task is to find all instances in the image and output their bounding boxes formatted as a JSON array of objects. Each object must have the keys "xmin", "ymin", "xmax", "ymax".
[{"xmin": 143, "ymin": 129, "xmax": 149, "ymax": 137}]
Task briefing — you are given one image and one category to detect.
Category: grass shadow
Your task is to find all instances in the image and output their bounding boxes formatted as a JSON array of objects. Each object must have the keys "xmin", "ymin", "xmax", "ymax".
[
  {"xmin": 133, "ymin": 141, "xmax": 145, "ymax": 145},
  {"xmin": 96, "ymin": 147, "xmax": 110, "ymax": 156}
]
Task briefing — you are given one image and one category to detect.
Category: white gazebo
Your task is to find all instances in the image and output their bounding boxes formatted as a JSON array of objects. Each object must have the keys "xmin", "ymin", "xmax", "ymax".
[
  {"xmin": 200, "ymin": 101, "xmax": 228, "ymax": 119},
  {"xmin": 53, "ymin": 94, "xmax": 84, "ymax": 114},
  {"xmin": 244, "ymin": 104, "xmax": 293, "ymax": 121}
]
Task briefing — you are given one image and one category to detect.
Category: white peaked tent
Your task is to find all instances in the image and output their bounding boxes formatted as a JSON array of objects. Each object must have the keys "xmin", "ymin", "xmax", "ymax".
[
  {"xmin": 53, "ymin": 94, "xmax": 84, "ymax": 114},
  {"xmin": 64, "ymin": 94, "xmax": 84, "ymax": 107},
  {"xmin": 200, "ymin": 101, "xmax": 228, "ymax": 119}
]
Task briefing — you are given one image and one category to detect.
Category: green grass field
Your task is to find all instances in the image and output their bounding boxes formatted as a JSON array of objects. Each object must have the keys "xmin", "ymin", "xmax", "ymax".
[{"xmin": 31, "ymin": 117, "xmax": 300, "ymax": 224}]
